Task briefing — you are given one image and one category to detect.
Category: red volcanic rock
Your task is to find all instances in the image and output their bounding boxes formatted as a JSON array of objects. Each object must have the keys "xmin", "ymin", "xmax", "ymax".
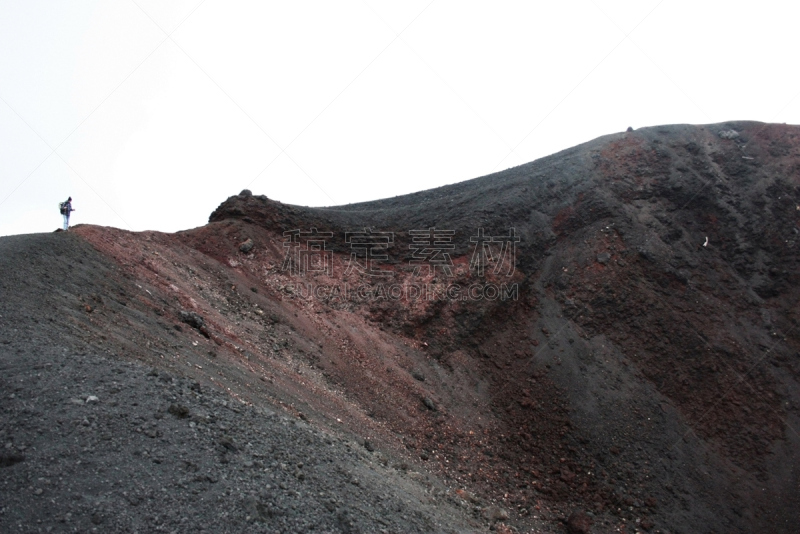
[
  {"xmin": 3, "ymin": 122, "xmax": 800, "ymax": 534},
  {"xmin": 566, "ymin": 510, "xmax": 593, "ymax": 534}
]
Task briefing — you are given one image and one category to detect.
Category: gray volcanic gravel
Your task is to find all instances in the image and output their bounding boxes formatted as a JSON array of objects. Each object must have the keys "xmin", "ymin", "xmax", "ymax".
[
  {"xmin": 0, "ymin": 233, "xmax": 480, "ymax": 534},
  {"xmin": 3, "ymin": 121, "xmax": 800, "ymax": 533}
]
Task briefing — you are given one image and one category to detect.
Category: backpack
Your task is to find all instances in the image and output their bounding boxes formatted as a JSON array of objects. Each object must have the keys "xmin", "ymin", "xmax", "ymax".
[{"xmin": 59, "ymin": 201, "xmax": 67, "ymax": 215}]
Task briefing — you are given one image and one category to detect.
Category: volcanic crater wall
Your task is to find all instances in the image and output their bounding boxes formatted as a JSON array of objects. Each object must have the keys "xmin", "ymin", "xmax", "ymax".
[
  {"xmin": 204, "ymin": 121, "xmax": 800, "ymax": 532},
  {"xmin": 2, "ymin": 121, "xmax": 798, "ymax": 534}
]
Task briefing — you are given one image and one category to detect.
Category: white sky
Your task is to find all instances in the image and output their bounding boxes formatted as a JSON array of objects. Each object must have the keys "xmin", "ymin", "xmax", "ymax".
[{"xmin": 1, "ymin": 1, "xmax": 799, "ymax": 237}]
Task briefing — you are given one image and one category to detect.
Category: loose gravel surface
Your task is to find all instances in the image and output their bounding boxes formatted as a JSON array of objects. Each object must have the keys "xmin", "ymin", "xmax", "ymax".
[
  {"xmin": 2, "ymin": 121, "xmax": 800, "ymax": 534},
  {"xmin": 0, "ymin": 233, "xmax": 482, "ymax": 534}
]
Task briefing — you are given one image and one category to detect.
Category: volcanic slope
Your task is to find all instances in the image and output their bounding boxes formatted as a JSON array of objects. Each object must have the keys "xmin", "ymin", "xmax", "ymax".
[{"xmin": 1, "ymin": 121, "xmax": 799, "ymax": 533}]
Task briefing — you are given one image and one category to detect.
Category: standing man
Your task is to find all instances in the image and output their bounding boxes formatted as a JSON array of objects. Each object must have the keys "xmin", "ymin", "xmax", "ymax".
[{"xmin": 60, "ymin": 197, "xmax": 74, "ymax": 230}]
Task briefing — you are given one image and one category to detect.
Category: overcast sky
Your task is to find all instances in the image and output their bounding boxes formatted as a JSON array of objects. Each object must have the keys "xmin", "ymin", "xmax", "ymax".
[{"xmin": 1, "ymin": 1, "xmax": 799, "ymax": 237}]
